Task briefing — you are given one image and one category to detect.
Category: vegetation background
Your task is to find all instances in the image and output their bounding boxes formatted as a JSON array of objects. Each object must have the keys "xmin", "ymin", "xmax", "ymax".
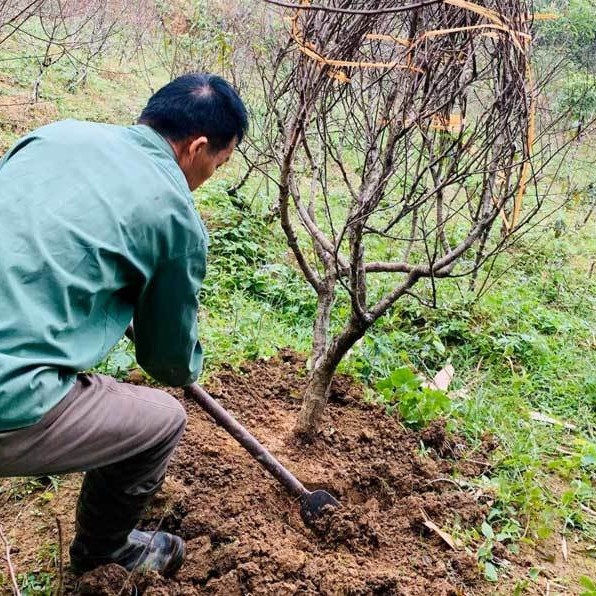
[{"xmin": 1, "ymin": 0, "xmax": 596, "ymax": 593}]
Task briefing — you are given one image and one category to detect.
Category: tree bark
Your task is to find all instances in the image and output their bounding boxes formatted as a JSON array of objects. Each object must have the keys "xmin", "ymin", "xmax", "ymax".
[
  {"xmin": 296, "ymin": 319, "xmax": 365, "ymax": 436},
  {"xmin": 295, "ymin": 360, "xmax": 335, "ymax": 438},
  {"xmin": 311, "ymin": 275, "xmax": 335, "ymax": 366}
]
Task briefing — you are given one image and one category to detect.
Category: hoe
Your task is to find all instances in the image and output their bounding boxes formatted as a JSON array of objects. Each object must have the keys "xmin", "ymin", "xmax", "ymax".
[{"xmin": 126, "ymin": 327, "xmax": 340, "ymax": 526}]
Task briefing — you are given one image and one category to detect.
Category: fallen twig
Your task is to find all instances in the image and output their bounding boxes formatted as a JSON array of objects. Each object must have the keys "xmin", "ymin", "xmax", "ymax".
[
  {"xmin": 561, "ymin": 535, "xmax": 568, "ymax": 562},
  {"xmin": 529, "ymin": 411, "xmax": 577, "ymax": 432},
  {"xmin": 0, "ymin": 524, "xmax": 21, "ymax": 596},
  {"xmin": 580, "ymin": 503, "xmax": 596, "ymax": 517},
  {"xmin": 56, "ymin": 517, "xmax": 64, "ymax": 596}
]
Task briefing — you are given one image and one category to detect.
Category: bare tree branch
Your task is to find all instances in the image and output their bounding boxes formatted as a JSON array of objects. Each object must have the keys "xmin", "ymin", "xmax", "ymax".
[{"xmin": 262, "ymin": 0, "xmax": 443, "ymax": 16}]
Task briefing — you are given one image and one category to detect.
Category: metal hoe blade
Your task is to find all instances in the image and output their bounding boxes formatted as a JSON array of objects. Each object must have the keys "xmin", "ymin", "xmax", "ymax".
[{"xmin": 300, "ymin": 490, "xmax": 341, "ymax": 527}]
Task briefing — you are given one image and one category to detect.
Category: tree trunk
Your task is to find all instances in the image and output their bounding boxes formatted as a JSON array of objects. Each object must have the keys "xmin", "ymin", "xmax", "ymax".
[
  {"xmin": 295, "ymin": 361, "xmax": 335, "ymax": 437},
  {"xmin": 311, "ymin": 275, "xmax": 335, "ymax": 366},
  {"xmin": 296, "ymin": 318, "xmax": 366, "ymax": 437}
]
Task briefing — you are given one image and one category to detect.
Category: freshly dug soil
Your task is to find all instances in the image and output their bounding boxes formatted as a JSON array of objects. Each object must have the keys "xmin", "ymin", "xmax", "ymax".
[
  {"xmin": 78, "ymin": 350, "xmax": 493, "ymax": 595},
  {"xmin": 4, "ymin": 350, "xmax": 595, "ymax": 594},
  {"xmin": 79, "ymin": 352, "xmax": 486, "ymax": 596}
]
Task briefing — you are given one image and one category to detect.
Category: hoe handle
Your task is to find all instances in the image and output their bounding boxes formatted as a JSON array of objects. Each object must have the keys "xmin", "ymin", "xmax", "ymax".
[
  {"xmin": 183, "ymin": 382, "xmax": 306, "ymax": 498},
  {"xmin": 124, "ymin": 326, "xmax": 306, "ymax": 498}
]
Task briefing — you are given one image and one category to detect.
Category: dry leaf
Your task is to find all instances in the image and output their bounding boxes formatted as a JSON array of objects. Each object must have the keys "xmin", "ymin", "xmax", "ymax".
[
  {"xmin": 423, "ymin": 365, "xmax": 455, "ymax": 391},
  {"xmin": 562, "ymin": 536, "xmax": 568, "ymax": 562},
  {"xmin": 529, "ymin": 411, "xmax": 577, "ymax": 431},
  {"xmin": 422, "ymin": 519, "xmax": 461, "ymax": 550}
]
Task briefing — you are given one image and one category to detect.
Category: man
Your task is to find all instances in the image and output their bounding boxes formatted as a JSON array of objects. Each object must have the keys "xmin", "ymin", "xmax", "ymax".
[{"xmin": 0, "ymin": 73, "xmax": 248, "ymax": 575}]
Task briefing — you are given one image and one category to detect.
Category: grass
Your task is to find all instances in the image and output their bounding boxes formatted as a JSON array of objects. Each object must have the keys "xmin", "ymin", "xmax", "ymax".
[
  {"xmin": 1, "ymin": 19, "xmax": 596, "ymax": 593},
  {"xmin": 191, "ymin": 168, "xmax": 596, "ymax": 586}
]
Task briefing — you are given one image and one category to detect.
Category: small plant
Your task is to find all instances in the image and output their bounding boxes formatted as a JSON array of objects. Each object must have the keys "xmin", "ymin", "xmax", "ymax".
[
  {"xmin": 94, "ymin": 338, "xmax": 137, "ymax": 379},
  {"xmin": 557, "ymin": 73, "xmax": 596, "ymax": 124},
  {"xmin": 580, "ymin": 576, "xmax": 596, "ymax": 596},
  {"xmin": 18, "ymin": 571, "xmax": 55, "ymax": 596},
  {"xmin": 474, "ymin": 510, "xmax": 523, "ymax": 583},
  {"xmin": 0, "ymin": 476, "xmax": 60, "ymax": 503},
  {"xmin": 375, "ymin": 367, "xmax": 451, "ymax": 429}
]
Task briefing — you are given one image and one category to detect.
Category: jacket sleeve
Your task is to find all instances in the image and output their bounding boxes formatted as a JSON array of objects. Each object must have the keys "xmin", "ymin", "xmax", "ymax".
[{"xmin": 133, "ymin": 248, "xmax": 206, "ymax": 386}]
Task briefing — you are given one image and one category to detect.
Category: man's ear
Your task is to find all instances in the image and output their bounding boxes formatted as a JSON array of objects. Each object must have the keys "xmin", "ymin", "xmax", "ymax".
[{"xmin": 188, "ymin": 136, "xmax": 209, "ymax": 160}]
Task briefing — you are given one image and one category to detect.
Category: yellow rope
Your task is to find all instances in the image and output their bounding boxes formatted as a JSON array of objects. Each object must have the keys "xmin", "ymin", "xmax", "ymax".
[
  {"xmin": 443, "ymin": 0, "xmax": 506, "ymax": 26},
  {"xmin": 532, "ymin": 12, "xmax": 558, "ymax": 20},
  {"xmin": 429, "ymin": 113, "xmax": 463, "ymax": 131},
  {"xmin": 365, "ymin": 33, "xmax": 412, "ymax": 47},
  {"xmin": 290, "ymin": 13, "xmax": 423, "ymax": 76}
]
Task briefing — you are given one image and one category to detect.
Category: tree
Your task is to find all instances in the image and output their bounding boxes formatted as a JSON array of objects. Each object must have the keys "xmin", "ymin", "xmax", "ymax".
[
  {"xmin": 255, "ymin": 0, "xmax": 558, "ymax": 436},
  {"xmin": 0, "ymin": 0, "xmax": 46, "ymax": 46},
  {"xmin": 536, "ymin": 0, "xmax": 596, "ymax": 68}
]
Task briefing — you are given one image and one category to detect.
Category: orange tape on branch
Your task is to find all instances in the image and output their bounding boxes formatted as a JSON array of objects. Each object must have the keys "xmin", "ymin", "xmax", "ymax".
[
  {"xmin": 289, "ymin": 5, "xmax": 423, "ymax": 77},
  {"xmin": 443, "ymin": 0, "xmax": 506, "ymax": 26},
  {"xmin": 532, "ymin": 12, "xmax": 559, "ymax": 20},
  {"xmin": 507, "ymin": 12, "xmax": 556, "ymax": 228},
  {"xmin": 365, "ymin": 33, "xmax": 412, "ymax": 48},
  {"xmin": 414, "ymin": 23, "xmax": 531, "ymax": 53},
  {"xmin": 429, "ymin": 113, "xmax": 463, "ymax": 132},
  {"xmin": 511, "ymin": 62, "xmax": 535, "ymax": 229},
  {"xmin": 290, "ymin": 0, "xmax": 536, "ymax": 81},
  {"xmin": 292, "ymin": 33, "xmax": 423, "ymax": 73}
]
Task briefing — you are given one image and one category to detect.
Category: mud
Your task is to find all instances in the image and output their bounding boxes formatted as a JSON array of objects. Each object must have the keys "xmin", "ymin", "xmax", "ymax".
[{"xmin": 77, "ymin": 352, "xmax": 492, "ymax": 595}]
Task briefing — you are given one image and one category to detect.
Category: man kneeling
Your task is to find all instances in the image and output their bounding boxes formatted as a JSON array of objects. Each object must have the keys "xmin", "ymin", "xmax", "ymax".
[{"xmin": 0, "ymin": 73, "xmax": 248, "ymax": 575}]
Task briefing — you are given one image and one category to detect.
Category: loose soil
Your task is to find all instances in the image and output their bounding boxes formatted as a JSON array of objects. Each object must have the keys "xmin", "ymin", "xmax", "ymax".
[
  {"xmin": 1, "ymin": 351, "xmax": 593, "ymax": 594},
  {"xmin": 80, "ymin": 351, "xmax": 491, "ymax": 596}
]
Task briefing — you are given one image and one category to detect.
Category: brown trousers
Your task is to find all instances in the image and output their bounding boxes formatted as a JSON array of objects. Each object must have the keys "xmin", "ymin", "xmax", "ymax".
[{"xmin": 0, "ymin": 374, "xmax": 187, "ymax": 549}]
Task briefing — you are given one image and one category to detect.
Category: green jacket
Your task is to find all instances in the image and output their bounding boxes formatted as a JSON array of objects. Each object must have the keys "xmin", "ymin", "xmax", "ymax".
[{"xmin": 0, "ymin": 120, "xmax": 207, "ymax": 431}]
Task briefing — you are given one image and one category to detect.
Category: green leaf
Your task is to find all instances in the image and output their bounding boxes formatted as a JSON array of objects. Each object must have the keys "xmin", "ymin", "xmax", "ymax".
[
  {"xmin": 528, "ymin": 568, "xmax": 540, "ymax": 581},
  {"xmin": 580, "ymin": 576, "xmax": 596, "ymax": 590},
  {"xmin": 433, "ymin": 339, "xmax": 446, "ymax": 354},
  {"xmin": 390, "ymin": 367, "xmax": 420, "ymax": 390},
  {"xmin": 536, "ymin": 524, "xmax": 553, "ymax": 540},
  {"xmin": 481, "ymin": 521, "xmax": 495, "ymax": 539},
  {"xmin": 484, "ymin": 561, "xmax": 498, "ymax": 582},
  {"xmin": 376, "ymin": 378, "xmax": 393, "ymax": 391}
]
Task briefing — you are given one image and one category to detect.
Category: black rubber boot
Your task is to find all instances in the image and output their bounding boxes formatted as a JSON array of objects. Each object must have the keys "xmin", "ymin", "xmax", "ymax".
[
  {"xmin": 69, "ymin": 469, "xmax": 185, "ymax": 576},
  {"xmin": 70, "ymin": 528, "xmax": 185, "ymax": 576}
]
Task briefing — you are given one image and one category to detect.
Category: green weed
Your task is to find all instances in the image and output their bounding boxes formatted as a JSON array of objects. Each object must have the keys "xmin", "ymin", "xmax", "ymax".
[
  {"xmin": 375, "ymin": 367, "xmax": 451, "ymax": 429},
  {"xmin": 581, "ymin": 576, "xmax": 596, "ymax": 596},
  {"xmin": 17, "ymin": 571, "xmax": 55, "ymax": 596},
  {"xmin": 0, "ymin": 476, "xmax": 61, "ymax": 503}
]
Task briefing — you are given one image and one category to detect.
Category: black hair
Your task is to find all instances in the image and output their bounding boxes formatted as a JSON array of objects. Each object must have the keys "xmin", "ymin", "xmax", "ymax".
[{"xmin": 138, "ymin": 73, "xmax": 248, "ymax": 151}]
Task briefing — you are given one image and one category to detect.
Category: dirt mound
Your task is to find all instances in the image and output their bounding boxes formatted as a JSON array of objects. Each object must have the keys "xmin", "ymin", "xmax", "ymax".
[{"xmin": 76, "ymin": 352, "xmax": 493, "ymax": 595}]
